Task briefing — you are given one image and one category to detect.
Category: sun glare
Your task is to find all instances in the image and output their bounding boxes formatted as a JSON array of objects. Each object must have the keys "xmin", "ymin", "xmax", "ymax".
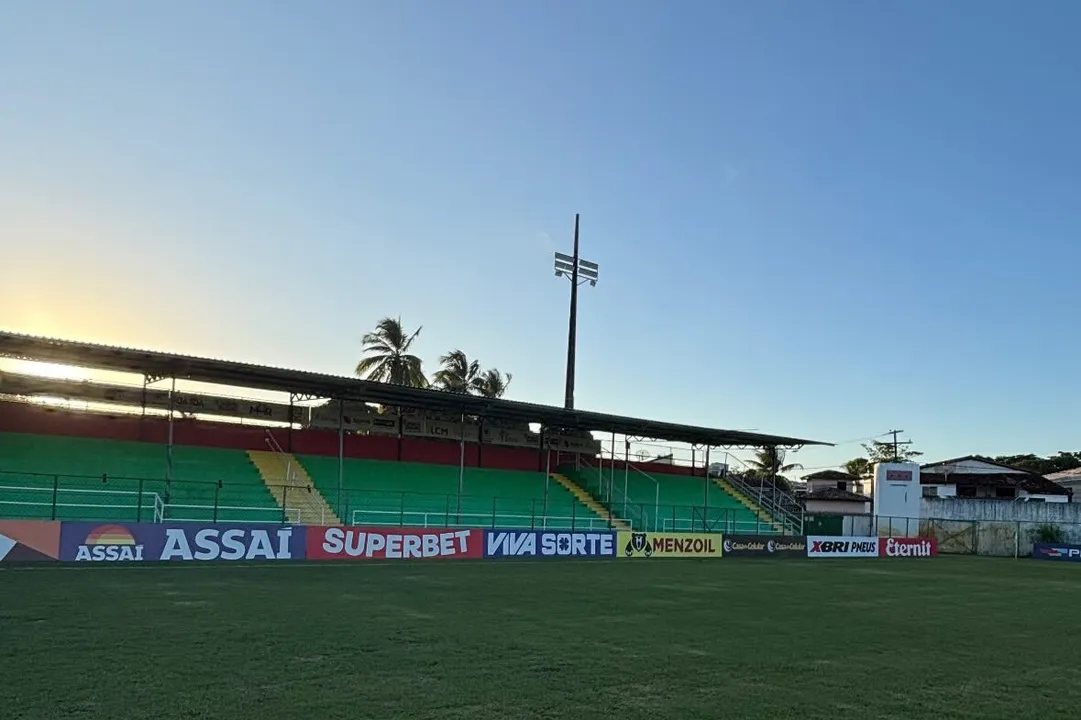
[{"xmin": 3, "ymin": 360, "xmax": 88, "ymax": 381}]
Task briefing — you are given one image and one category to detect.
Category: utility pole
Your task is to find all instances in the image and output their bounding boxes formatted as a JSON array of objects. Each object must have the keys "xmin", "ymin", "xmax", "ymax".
[{"xmin": 886, "ymin": 429, "xmax": 913, "ymax": 463}]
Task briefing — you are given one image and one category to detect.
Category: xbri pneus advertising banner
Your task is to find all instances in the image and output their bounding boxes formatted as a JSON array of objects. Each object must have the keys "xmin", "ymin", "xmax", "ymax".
[
  {"xmin": 59, "ymin": 523, "xmax": 304, "ymax": 562},
  {"xmin": 722, "ymin": 535, "xmax": 807, "ymax": 558},
  {"xmin": 307, "ymin": 526, "xmax": 484, "ymax": 560},
  {"xmin": 806, "ymin": 536, "xmax": 879, "ymax": 558},
  {"xmin": 617, "ymin": 531, "xmax": 723, "ymax": 558},
  {"xmin": 483, "ymin": 530, "xmax": 616, "ymax": 558}
]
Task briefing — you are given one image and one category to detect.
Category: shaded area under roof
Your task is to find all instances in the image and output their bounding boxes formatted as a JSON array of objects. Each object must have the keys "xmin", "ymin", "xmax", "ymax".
[{"xmin": 0, "ymin": 331, "xmax": 830, "ymax": 448}]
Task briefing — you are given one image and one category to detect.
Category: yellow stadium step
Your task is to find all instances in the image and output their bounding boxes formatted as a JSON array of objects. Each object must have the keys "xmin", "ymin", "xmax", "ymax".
[
  {"xmin": 713, "ymin": 477, "xmax": 784, "ymax": 533},
  {"xmin": 550, "ymin": 472, "xmax": 630, "ymax": 530},
  {"xmin": 247, "ymin": 450, "xmax": 340, "ymax": 526}
]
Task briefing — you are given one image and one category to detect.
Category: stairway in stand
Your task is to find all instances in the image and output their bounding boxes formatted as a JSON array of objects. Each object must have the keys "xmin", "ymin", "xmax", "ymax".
[
  {"xmin": 247, "ymin": 450, "xmax": 340, "ymax": 526},
  {"xmin": 712, "ymin": 477, "xmax": 784, "ymax": 534},
  {"xmin": 550, "ymin": 473, "xmax": 630, "ymax": 530}
]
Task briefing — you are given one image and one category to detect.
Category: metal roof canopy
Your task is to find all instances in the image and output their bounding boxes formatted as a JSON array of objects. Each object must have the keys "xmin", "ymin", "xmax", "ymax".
[{"xmin": 0, "ymin": 331, "xmax": 829, "ymax": 448}]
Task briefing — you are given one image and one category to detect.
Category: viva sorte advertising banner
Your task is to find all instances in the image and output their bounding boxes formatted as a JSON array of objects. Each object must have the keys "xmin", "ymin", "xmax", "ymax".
[
  {"xmin": 484, "ymin": 530, "xmax": 616, "ymax": 558},
  {"xmin": 617, "ymin": 531, "xmax": 723, "ymax": 558},
  {"xmin": 722, "ymin": 535, "xmax": 807, "ymax": 558},
  {"xmin": 59, "ymin": 522, "xmax": 305, "ymax": 562}
]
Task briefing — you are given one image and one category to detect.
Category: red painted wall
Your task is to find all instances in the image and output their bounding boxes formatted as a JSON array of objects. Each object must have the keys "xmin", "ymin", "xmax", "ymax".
[
  {"xmin": 0, "ymin": 402, "xmax": 702, "ymax": 477},
  {"xmin": 0, "ymin": 402, "xmax": 557, "ymax": 471}
]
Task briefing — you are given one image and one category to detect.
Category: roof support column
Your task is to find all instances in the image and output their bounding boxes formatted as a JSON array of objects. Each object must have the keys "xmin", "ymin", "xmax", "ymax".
[
  {"xmin": 166, "ymin": 377, "xmax": 176, "ymax": 488},
  {"xmin": 337, "ymin": 399, "xmax": 344, "ymax": 520},
  {"xmin": 457, "ymin": 410, "xmax": 466, "ymax": 524},
  {"xmin": 704, "ymin": 446, "xmax": 711, "ymax": 534}
]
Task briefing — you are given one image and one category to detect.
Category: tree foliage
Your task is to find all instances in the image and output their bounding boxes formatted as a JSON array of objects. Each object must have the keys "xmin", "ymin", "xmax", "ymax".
[
  {"xmin": 471, "ymin": 368, "xmax": 512, "ymax": 399},
  {"xmin": 355, "ymin": 317, "xmax": 428, "ymax": 387},
  {"xmin": 433, "ymin": 350, "xmax": 480, "ymax": 394},
  {"xmin": 357, "ymin": 318, "xmax": 514, "ymax": 399},
  {"xmin": 992, "ymin": 452, "xmax": 1081, "ymax": 476}
]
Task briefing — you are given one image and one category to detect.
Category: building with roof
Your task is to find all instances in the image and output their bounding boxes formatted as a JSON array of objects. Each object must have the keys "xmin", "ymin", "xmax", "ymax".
[
  {"xmin": 800, "ymin": 470, "xmax": 872, "ymax": 515},
  {"xmin": 921, "ymin": 456, "xmax": 1070, "ymax": 503},
  {"xmin": 1046, "ymin": 467, "xmax": 1081, "ymax": 496}
]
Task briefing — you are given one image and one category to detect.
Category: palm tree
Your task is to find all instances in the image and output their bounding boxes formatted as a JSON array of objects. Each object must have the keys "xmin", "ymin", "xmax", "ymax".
[
  {"xmin": 471, "ymin": 368, "xmax": 512, "ymax": 398},
  {"xmin": 748, "ymin": 443, "xmax": 799, "ymax": 482},
  {"xmin": 355, "ymin": 317, "xmax": 428, "ymax": 387},
  {"xmin": 433, "ymin": 350, "xmax": 480, "ymax": 393}
]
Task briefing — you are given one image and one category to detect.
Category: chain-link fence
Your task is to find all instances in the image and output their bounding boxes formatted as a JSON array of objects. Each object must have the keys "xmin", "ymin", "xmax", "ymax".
[{"xmin": 805, "ymin": 513, "xmax": 1081, "ymax": 557}]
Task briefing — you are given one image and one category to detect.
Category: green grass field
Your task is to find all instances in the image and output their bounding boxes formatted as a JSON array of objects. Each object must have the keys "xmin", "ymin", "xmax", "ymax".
[{"xmin": 2, "ymin": 557, "xmax": 1080, "ymax": 719}]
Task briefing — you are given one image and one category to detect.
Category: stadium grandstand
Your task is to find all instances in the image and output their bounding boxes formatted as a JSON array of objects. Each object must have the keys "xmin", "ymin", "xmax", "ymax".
[{"xmin": 0, "ymin": 331, "xmax": 826, "ymax": 533}]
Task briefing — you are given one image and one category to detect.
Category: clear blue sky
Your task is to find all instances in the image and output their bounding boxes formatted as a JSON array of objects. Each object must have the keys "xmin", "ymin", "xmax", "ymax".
[{"xmin": 2, "ymin": 1, "xmax": 1079, "ymax": 473}]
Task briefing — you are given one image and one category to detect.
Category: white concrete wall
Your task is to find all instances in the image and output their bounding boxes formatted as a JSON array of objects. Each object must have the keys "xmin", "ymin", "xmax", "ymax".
[{"xmin": 921, "ymin": 497, "xmax": 1081, "ymax": 522}]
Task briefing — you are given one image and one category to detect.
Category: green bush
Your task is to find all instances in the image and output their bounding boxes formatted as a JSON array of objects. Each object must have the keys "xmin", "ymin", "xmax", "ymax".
[{"xmin": 1031, "ymin": 523, "xmax": 1066, "ymax": 544}]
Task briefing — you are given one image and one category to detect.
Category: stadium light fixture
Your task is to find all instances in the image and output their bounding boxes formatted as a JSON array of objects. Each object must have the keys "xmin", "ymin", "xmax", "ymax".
[{"xmin": 553, "ymin": 213, "xmax": 599, "ymax": 410}]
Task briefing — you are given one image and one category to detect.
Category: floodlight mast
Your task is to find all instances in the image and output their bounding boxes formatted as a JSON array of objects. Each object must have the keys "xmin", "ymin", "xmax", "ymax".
[{"xmin": 553, "ymin": 213, "xmax": 598, "ymax": 410}]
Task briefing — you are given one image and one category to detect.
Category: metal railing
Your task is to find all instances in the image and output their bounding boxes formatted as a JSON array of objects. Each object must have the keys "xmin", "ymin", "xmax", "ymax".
[
  {"xmin": 726, "ymin": 475, "xmax": 804, "ymax": 533},
  {"xmin": 348, "ymin": 509, "xmax": 612, "ymax": 530},
  {"xmin": 0, "ymin": 483, "xmax": 165, "ymax": 522}
]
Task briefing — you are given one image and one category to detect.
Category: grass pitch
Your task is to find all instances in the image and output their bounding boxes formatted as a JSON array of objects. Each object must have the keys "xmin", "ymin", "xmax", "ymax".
[{"xmin": 2, "ymin": 557, "xmax": 1080, "ymax": 719}]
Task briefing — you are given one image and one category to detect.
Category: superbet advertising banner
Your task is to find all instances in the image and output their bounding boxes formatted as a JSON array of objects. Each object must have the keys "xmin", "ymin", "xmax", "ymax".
[
  {"xmin": 806, "ymin": 536, "xmax": 880, "ymax": 558},
  {"xmin": 307, "ymin": 526, "xmax": 484, "ymax": 560},
  {"xmin": 879, "ymin": 536, "xmax": 937, "ymax": 558}
]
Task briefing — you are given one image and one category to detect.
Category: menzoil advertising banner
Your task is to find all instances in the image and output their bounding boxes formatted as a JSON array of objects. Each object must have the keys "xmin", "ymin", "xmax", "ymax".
[{"xmin": 617, "ymin": 531, "xmax": 723, "ymax": 558}]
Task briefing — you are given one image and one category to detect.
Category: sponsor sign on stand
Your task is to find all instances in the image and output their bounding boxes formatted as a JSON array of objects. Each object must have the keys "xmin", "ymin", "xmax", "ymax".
[
  {"xmin": 0, "ymin": 521, "xmax": 61, "ymax": 562},
  {"xmin": 307, "ymin": 526, "xmax": 484, "ymax": 560},
  {"xmin": 617, "ymin": 531, "xmax": 722, "ymax": 558},
  {"xmin": 59, "ymin": 523, "xmax": 304, "ymax": 562},
  {"xmin": 484, "ymin": 530, "xmax": 616, "ymax": 558},
  {"xmin": 879, "ymin": 537, "xmax": 937, "ymax": 558},
  {"xmin": 722, "ymin": 535, "xmax": 807, "ymax": 558},
  {"xmin": 807, "ymin": 536, "xmax": 880, "ymax": 558},
  {"xmin": 1032, "ymin": 544, "xmax": 1081, "ymax": 562}
]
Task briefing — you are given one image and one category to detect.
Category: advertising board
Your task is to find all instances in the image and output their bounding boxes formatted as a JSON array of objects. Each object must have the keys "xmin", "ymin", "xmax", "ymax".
[
  {"xmin": 1032, "ymin": 543, "xmax": 1081, "ymax": 562},
  {"xmin": 721, "ymin": 535, "xmax": 806, "ymax": 558},
  {"xmin": 307, "ymin": 526, "xmax": 484, "ymax": 560},
  {"xmin": 617, "ymin": 531, "xmax": 722, "ymax": 558},
  {"xmin": 484, "ymin": 530, "xmax": 616, "ymax": 558},
  {"xmin": 806, "ymin": 536, "xmax": 879, "ymax": 558},
  {"xmin": 59, "ymin": 522, "xmax": 304, "ymax": 562},
  {"xmin": 0, "ymin": 520, "xmax": 60, "ymax": 562},
  {"xmin": 879, "ymin": 536, "xmax": 937, "ymax": 557}
]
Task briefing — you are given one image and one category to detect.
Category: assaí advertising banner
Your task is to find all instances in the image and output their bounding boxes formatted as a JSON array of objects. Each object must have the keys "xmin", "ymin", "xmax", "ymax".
[
  {"xmin": 1032, "ymin": 543, "xmax": 1081, "ymax": 562},
  {"xmin": 59, "ymin": 522, "xmax": 305, "ymax": 562},
  {"xmin": 617, "ymin": 531, "xmax": 723, "ymax": 558},
  {"xmin": 879, "ymin": 536, "xmax": 937, "ymax": 557},
  {"xmin": 307, "ymin": 526, "xmax": 484, "ymax": 560},
  {"xmin": 484, "ymin": 530, "xmax": 616, "ymax": 558},
  {"xmin": 806, "ymin": 536, "xmax": 880, "ymax": 558},
  {"xmin": 722, "ymin": 535, "xmax": 807, "ymax": 558}
]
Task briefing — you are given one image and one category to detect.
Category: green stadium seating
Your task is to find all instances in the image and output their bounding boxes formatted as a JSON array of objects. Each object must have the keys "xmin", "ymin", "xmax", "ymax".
[
  {"xmin": 298, "ymin": 455, "xmax": 609, "ymax": 530},
  {"xmin": 0, "ymin": 432, "xmax": 280, "ymax": 522},
  {"xmin": 562, "ymin": 464, "xmax": 777, "ymax": 534}
]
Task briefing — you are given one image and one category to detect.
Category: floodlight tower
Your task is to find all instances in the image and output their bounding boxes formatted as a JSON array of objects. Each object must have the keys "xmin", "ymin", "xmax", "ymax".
[{"xmin": 553, "ymin": 213, "xmax": 598, "ymax": 410}]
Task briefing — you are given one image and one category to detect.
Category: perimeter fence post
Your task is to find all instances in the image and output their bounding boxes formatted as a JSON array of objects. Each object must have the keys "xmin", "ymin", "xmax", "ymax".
[
  {"xmin": 137, "ymin": 479, "xmax": 144, "ymax": 522},
  {"xmin": 281, "ymin": 485, "xmax": 288, "ymax": 524},
  {"xmin": 51, "ymin": 475, "xmax": 59, "ymax": 521}
]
